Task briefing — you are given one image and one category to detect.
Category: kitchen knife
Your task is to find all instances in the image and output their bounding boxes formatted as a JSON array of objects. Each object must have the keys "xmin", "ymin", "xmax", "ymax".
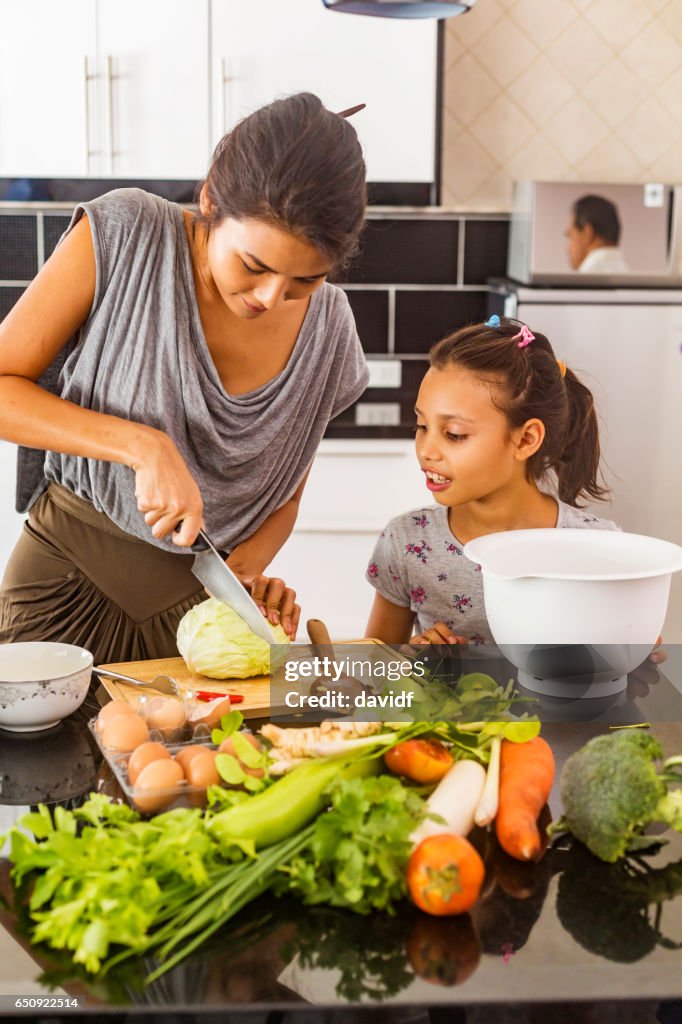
[{"xmin": 191, "ymin": 529, "xmax": 278, "ymax": 645}]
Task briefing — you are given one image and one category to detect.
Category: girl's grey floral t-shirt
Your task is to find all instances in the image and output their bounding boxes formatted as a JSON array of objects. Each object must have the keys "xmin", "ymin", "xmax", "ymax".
[{"xmin": 366, "ymin": 502, "xmax": 619, "ymax": 649}]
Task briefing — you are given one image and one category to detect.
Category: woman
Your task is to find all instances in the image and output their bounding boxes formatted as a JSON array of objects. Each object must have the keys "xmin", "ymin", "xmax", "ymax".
[{"xmin": 0, "ymin": 93, "xmax": 368, "ymax": 664}]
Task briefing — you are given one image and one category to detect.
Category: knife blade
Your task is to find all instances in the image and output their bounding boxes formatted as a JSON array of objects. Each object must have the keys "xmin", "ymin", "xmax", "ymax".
[{"xmin": 191, "ymin": 529, "xmax": 278, "ymax": 645}]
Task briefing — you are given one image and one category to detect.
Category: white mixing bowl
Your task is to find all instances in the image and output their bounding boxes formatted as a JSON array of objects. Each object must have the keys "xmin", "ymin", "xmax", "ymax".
[
  {"xmin": 463, "ymin": 529, "xmax": 682, "ymax": 697},
  {"xmin": 0, "ymin": 642, "xmax": 93, "ymax": 732}
]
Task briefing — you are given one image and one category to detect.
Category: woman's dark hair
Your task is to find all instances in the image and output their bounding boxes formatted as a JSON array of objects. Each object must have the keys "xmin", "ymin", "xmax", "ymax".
[
  {"xmin": 197, "ymin": 92, "xmax": 367, "ymax": 271},
  {"xmin": 429, "ymin": 318, "xmax": 609, "ymax": 506}
]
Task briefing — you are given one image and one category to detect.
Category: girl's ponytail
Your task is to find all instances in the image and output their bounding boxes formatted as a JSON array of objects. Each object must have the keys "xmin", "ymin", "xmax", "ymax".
[{"xmin": 556, "ymin": 369, "xmax": 609, "ymax": 506}]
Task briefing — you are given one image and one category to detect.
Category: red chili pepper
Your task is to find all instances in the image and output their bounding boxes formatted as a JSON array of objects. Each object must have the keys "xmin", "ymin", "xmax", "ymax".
[{"xmin": 195, "ymin": 690, "xmax": 244, "ymax": 704}]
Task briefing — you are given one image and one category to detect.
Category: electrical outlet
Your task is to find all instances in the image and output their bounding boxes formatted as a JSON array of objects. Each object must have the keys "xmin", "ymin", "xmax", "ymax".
[
  {"xmin": 367, "ymin": 360, "xmax": 402, "ymax": 389},
  {"xmin": 355, "ymin": 403, "xmax": 401, "ymax": 427}
]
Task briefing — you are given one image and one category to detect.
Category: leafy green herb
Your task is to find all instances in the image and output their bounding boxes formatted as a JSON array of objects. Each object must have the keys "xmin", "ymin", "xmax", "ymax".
[{"xmin": 277, "ymin": 774, "xmax": 427, "ymax": 914}]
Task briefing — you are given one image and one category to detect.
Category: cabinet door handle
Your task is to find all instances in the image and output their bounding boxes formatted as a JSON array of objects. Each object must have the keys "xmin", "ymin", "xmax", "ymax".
[
  {"xmin": 104, "ymin": 54, "xmax": 115, "ymax": 174},
  {"xmin": 219, "ymin": 56, "xmax": 229, "ymax": 136},
  {"xmin": 83, "ymin": 55, "xmax": 93, "ymax": 173}
]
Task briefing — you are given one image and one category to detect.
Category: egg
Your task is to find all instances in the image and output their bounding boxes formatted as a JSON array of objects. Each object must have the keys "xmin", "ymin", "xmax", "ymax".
[
  {"xmin": 144, "ymin": 697, "xmax": 187, "ymax": 733},
  {"xmin": 100, "ymin": 712, "xmax": 149, "ymax": 752},
  {"xmin": 185, "ymin": 750, "xmax": 221, "ymax": 789},
  {"xmin": 132, "ymin": 759, "xmax": 185, "ymax": 814},
  {"xmin": 96, "ymin": 699, "xmax": 136, "ymax": 731},
  {"xmin": 188, "ymin": 696, "xmax": 233, "ymax": 729},
  {"xmin": 174, "ymin": 744, "xmax": 211, "ymax": 774},
  {"xmin": 218, "ymin": 733, "xmax": 264, "ymax": 778},
  {"xmin": 127, "ymin": 741, "xmax": 171, "ymax": 785}
]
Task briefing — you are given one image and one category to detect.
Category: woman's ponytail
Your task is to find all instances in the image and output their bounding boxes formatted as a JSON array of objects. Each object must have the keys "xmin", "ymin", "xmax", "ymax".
[{"xmin": 555, "ymin": 369, "xmax": 609, "ymax": 506}]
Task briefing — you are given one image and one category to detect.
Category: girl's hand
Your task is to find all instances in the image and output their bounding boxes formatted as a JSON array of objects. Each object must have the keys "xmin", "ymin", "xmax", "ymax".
[
  {"xmin": 230, "ymin": 569, "xmax": 300, "ymax": 640},
  {"xmin": 411, "ymin": 622, "xmax": 469, "ymax": 645},
  {"xmin": 649, "ymin": 634, "xmax": 667, "ymax": 665},
  {"xmin": 132, "ymin": 430, "xmax": 203, "ymax": 546}
]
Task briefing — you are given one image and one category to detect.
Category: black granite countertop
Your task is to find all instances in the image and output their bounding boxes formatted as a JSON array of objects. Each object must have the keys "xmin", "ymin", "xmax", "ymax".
[{"xmin": 0, "ymin": 671, "xmax": 681, "ymax": 1019}]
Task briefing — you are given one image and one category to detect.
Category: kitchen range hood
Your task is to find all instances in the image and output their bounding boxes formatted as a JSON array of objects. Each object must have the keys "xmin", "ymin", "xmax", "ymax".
[{"xmin": 322, "ymin": 0, "xmax": 476, "ymax": 18}]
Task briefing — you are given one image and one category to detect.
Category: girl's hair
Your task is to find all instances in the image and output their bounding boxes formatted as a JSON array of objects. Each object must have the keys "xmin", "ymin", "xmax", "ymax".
[
  {"xmin": 429, "ymin": 318, "xmax": 608, "ymax": 506},
  {"xmin": 197, "ymin": 92, "xmax": 367, "ymax": 271}
]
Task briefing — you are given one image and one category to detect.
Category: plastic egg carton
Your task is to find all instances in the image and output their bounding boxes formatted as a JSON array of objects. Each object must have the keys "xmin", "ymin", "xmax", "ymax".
[{"xmin": 89, "ymin": 718, "xmax": 219, "ymax": 813}]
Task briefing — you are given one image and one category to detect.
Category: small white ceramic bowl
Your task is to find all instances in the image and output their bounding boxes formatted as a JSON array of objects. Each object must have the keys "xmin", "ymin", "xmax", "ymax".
[
  {"xmin": 0, "ymin": 642, "xmax": 93, "ymax": 732},
  {"xmin": 463, "ymin": 529, "xmax": 682, "ymax": 698}
]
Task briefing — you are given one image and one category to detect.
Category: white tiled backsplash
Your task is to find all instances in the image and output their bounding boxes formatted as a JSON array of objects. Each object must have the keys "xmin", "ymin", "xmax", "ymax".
[{"xmin": 442, "ymin": 0, "xmax": 682, "ymax": 210}]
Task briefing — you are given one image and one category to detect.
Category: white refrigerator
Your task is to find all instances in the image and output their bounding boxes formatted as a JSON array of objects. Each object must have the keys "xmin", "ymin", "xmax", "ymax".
[{"xmin": 494, "ymin": 286, "xmax": 682, "ymax": 643}]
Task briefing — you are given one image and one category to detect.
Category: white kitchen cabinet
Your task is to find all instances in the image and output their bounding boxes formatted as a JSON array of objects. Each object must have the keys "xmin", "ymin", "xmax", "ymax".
[
  {"xmin": 95, "ymin": 0, "xmax": 210, "ymax": 179},
  {"xmin": 0, "ymin": 0, "xmax": 210, "ymax": 179},
  {"xmin": 0, "ymin": 1, "xmax": 97, "ymax": 177},
  {"xmin": 268, "ymin": 440, "xmax": 427, "ymax": 640},
  {"xmin": 211, "ymin": 0, "xmax": 437, "ymax": 183}
]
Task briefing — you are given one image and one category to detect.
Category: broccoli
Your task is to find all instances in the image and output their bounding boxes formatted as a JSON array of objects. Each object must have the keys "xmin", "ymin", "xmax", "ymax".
[{"xmin": 554, "ymin": 729, "xmax": 682, "ymax": 863}]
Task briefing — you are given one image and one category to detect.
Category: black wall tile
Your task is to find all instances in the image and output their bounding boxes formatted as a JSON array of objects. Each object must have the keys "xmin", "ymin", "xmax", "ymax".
[
  {"xmin": 394, "ymin": 290, "xmax": 487, "ymax": 353},
  {"xmin": 0, "ymin": 287, "xmax": 26, "ymax": 321},
  {"xmin": 0, "ymin": 216, "xmax": 37, "ymax": 279},
  {"xmin": 44, "ymin": 215, "xmax": 73, "ymax": 260},
  {"xmin": 344, "ymin": 290, "xmax": 388, "ymax": 353},
  {"xmin": 463, "ymin": 220, "xmax": 509, "ymax": 284},
  {"xmin": 344, "ymin": 219, "xmax": 459, "ymax": 285}
]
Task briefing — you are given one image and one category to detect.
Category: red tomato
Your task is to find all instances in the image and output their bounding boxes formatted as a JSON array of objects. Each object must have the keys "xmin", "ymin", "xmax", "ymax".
[
  {"xmin": 407, "ymin": 834, "xmax": 485, "ymax": 916},
  {"xmin": 384, "ymin": 739, "xmax": 453, "ymax": 784}
]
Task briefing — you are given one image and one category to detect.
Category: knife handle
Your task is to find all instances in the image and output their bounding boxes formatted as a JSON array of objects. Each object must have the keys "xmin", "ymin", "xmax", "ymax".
[{"xmin": 307, "ymin": 618, "xmax": 333, "ymax": 650}]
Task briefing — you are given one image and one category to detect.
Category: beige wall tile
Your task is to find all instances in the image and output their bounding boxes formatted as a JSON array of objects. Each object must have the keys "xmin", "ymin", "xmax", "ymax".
[
  {"xmin": 659, "ymin": 0, "xmax": 682, "ymax": 46},
  {"xmin": 469, "ymin": 95, "xmax": 536, "ymax": 160},
  {"xmin": 441, "ymin": 2, "xmax": 682, "ymax": 211},
  {"xmin": 620, "ymin": 19, "xmax": 682, "ymax": 88},
  {"xmin": 545, "ymin": 19, "xmax": 613, "ymax": 88},
  {"xmin": 574, "ymin": 134, "xmax": 646, "ymax": 180},
  {"xmin": 583, "ymin": 0, "xmax": 652, "ymax": 48},
  {"xmin": 507, "ymin": 55, "xmax": 574, "ymax": 126},
  {"xmin": 644, "ymin": 134, "xmax": 682, "ymax": 179},
  {"xmin": 614, "ymin": 96, "xmax": 679, "ymax": 161},
  {"xmin": 445, "ymin": 0, "xmax": 506, "ymax": 48},
  {"xmin": 653, "ymin": 64, "xmax": 682, "ymax": 120},
  {"xmin": 579, "ymin": 59, "xmax": 647, "ymax": 128},
  {"xmin": 506, "ymin": 0, "xmax": 579, "ymax": 50},
  {"xmin": 470, "ymin": 15, "xmax": 540, "ymax": 87},
  {"xmin": 543, "ymin": 96, "xmax": 610, "ymax": 162},
  {"xmin": 503, "ymin": 133, "xmax": 569, "ymax": 181},
  {"xmin": 445, "ymin": 53, "xmax": 500, "ymax": 125}
]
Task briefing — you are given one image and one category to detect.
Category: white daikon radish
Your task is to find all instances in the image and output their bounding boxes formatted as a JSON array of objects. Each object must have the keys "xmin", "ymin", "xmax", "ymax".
[
  {"xmin": 410, "ymin": 757, "xmax": 486, "ymax": 848},
  {"xmin": 474, "ymin": 735, "xmax": 501, "ymax": 827}
]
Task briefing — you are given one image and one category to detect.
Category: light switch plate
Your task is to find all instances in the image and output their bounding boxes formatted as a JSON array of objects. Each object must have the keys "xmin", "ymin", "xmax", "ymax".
[
  {"xmin": 355, "ymin": 403, "xmax": 401, "ymax": 427},
  {"xmin": 367, "ymin": 360, "xmax": 402, "ymax": 389}
]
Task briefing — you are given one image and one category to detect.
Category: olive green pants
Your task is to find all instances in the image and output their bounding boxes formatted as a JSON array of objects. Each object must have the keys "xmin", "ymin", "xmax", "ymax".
[{"xmin": 0, "ymin": 483, "xmax": 205, "ymax": 666}]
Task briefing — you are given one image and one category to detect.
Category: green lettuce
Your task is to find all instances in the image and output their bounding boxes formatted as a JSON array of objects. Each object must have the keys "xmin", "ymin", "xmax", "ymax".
[{"xmin": 176, "ymin": 598, "xmax": 289, "ymax": 679}]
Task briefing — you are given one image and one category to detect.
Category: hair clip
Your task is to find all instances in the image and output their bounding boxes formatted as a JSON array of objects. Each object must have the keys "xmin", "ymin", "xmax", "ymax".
[
  {"xmin": 513, "ymin": 324, "xmax": 535, "ymax": 349},
  {"xmin": 337, "ymin": 103, "xmax": 366, "ymax": 118},
  {"xmin": 556, "ymin": 358, "xmax": 567, "ymax": 378},
  {"xmin": 484, "ymin": 314, "xmax": 501, "ymax": 328}
]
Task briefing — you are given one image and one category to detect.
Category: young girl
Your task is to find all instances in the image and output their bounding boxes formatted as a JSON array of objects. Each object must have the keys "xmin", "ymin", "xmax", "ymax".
[{"xmin": 365, "ymin": 315, "xmax": 619, "ymax": 648}]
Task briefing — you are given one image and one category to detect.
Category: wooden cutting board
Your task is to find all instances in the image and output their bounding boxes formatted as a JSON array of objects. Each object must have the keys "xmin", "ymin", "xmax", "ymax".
[
  {"xmin": 97, "ymin": 640, "xmax": 385, "ymax": 719},
  {"xmin": 96, "ymin": 657, "xmax": 271, "ymax": 718}
]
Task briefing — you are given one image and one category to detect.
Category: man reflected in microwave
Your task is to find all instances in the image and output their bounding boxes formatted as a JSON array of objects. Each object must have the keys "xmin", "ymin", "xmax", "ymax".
[{"xmin": 565, "ymin": 194, "xmax": 629, "ymax": 273}]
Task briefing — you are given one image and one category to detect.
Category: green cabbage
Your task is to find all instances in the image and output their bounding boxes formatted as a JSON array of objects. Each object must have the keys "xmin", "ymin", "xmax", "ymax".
[{"xmin": 176, "ymin": 598, "xmax": 290, "ymax": 679}]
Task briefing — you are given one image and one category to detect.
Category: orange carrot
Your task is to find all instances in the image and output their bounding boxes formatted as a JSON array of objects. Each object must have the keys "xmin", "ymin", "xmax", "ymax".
[{"xmin": 495, "ymin": 736, "xmax": 555, "ymax": 862}]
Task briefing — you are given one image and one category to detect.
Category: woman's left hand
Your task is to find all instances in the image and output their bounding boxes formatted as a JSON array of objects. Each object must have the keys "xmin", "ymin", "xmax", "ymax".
[{"xmin": 231, "ymin": 569, "xmax": 300, "ymax": 639}]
